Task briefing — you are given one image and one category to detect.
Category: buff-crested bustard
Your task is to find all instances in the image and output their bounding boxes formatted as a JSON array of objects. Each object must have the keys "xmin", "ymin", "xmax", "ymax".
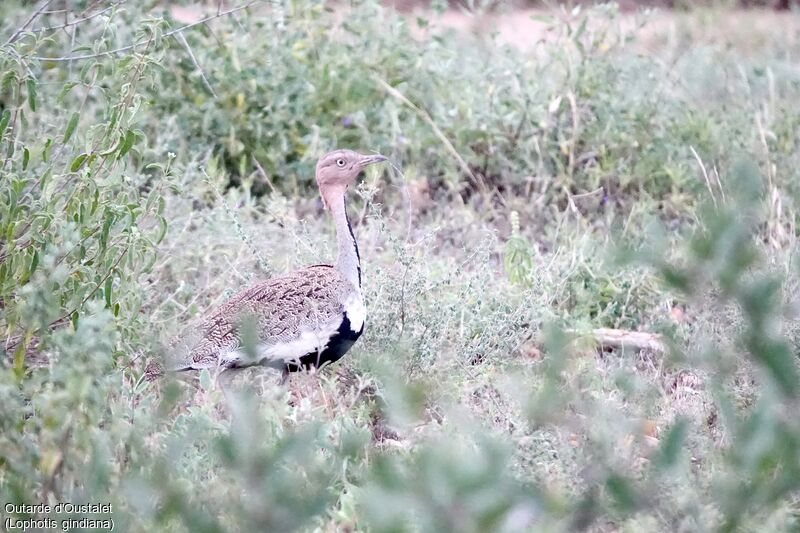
[{"xmin": 165, "ymin": 149, "xmax": 386, "ymax": 377}]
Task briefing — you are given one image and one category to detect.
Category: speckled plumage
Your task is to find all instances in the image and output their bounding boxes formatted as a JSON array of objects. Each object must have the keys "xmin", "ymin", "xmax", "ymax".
[
  {"xmin": 160, "ymin": 149, "xmax": 386, "ymax": 377},
  {"xmin": 170, "ymin": 265, "xmax": 360, "ymax": 371}
]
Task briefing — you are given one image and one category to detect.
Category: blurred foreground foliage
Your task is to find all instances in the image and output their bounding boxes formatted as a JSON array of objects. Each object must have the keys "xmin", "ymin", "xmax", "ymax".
[{"xmin": 2, "ymin": 1, "xmax": 800, "ymax": 531}]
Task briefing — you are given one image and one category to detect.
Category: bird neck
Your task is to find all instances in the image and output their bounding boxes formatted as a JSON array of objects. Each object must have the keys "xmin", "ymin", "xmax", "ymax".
[{"xmin": 329, "ymin": 192, "xmax": 361, "ymax": 290}]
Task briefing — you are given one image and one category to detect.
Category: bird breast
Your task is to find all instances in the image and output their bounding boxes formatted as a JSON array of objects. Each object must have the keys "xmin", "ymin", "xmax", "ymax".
[
  {"xmin": 219, "ymin": 290, "xmax": 366, "ymax": 368},
  {"xmin": 343, "ymin": 292, "xmax": 366, "ymax": 333}
]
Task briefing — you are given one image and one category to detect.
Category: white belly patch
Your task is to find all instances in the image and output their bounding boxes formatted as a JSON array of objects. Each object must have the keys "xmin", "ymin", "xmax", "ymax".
[
  {"xmin": 343, "ymin": 293, "xmax": 366, "ymax": 333},
  {"xmin": 221, "ymin": 319, "xmax": 341, "ymax": 367},
  {"xmin": 219, "ymin": 293, "xmax": 366, "ymax": 368}
]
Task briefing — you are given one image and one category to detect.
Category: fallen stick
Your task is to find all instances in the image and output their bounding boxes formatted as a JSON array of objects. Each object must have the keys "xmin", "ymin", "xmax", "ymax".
[{"xmin": 574, "ymin": 328, "xmax": 668, "ymax": 354}]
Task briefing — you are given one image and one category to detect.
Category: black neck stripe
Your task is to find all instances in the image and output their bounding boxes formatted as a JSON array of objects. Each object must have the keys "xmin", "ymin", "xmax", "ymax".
[{"xmin": 344, "ymin": 204, "xmax": 362, "ymax": 287}]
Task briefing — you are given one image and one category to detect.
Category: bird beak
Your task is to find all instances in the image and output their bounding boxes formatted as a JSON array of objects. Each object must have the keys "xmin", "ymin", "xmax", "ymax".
[{"xmin": 357, "ymin": 154, "xmax": 388, "ymax": 168}]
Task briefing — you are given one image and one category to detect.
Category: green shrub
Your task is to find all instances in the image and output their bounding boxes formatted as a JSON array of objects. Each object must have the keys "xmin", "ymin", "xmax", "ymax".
[{"xmin": 2, "ymin": 2, "xmax": 800, "ymax": 531}]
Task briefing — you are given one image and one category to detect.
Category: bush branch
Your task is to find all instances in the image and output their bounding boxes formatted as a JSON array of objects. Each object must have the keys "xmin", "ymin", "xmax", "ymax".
[
  {"xmin": 30, "ymin": 1, "xmax": 128, "ymax": 34},
  {"xmin": 31, "ymin": 1, "xmax": 261, "ymax": 62},
  {"xmin": 3, "ymin": 0, "xmax": 54, "ymax": 47}
]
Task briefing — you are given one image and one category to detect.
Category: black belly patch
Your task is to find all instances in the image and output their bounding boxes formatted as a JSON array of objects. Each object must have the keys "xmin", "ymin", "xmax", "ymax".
[{"xmin": 284, "ymin": 313, "xmax": 363, "ymax": 372}]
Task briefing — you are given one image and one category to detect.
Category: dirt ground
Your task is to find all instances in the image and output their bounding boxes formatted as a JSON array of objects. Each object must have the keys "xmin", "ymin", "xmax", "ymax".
[
  {"xmin": 169, "ymin": 3, "xmax": 800, "ymax": 53},
  {"xmin": 417, "ymin": 7, "xmax": 799, "ymax": 51}
]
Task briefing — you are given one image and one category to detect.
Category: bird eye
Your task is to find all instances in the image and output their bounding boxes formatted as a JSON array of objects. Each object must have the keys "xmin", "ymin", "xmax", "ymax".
[{"xmin": 336, "ymin": 158, "xmax": 345, "ymax": 167}]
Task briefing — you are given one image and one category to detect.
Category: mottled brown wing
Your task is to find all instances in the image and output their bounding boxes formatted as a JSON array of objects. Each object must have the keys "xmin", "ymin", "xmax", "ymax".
[{"xmin": 169, "ymin": 265, "xmax": 353, "ymax": 370}]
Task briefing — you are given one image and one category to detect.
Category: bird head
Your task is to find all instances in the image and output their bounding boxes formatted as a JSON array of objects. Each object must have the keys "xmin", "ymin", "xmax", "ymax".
[{"xmin": 316, "ymin": 149, "xmax": 387, "ymax": 209}]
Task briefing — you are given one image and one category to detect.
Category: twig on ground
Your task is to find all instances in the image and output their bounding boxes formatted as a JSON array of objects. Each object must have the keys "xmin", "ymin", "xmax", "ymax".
[
  {"xmin": 527, "ymin": 328, "xmax": 668, "ymax": 358},
  {"xmin": 574, "ymin": 328, "xmax": 668, "ymax": 354}
]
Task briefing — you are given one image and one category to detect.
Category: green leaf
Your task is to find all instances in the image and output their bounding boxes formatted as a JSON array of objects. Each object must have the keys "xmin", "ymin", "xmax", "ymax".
[
  {"xmin": 57, "ymin": 81, "xmax": 79, "ymax": 102},
  {"xmin": 26, "ymin": 78, "xmax": 37, "ymax": 112},
  {"xmin": 13, "ymin": 340, "xmax": 26, "ymax": 382},
  {"xmin": 653, "ymin": 419, "xmax": 688, "ymax": 471},
  {"xmin": 39, "ymin": 168, "xmax": 52, "ymax": 190},
  {"xmin": 42, "ymin": 138, "xmax": 52, "ymax": 162},
  {"xmin": 104, "ymin": 276, "xmax": 113, "ymax": 308},
  {"xmin": 70, "ymin": 153, "xmax": 88, "ymax": 172},
  {"xmin": 100, "ymin": 211, "xmax": 114, "ymax": 252},
  {"xmin": 79, "ymin": 60, "xmax": 97, "ymax": 84},
  {"xmin": 63, "ymin": 112, "xmax": 79, "ymax": 143},
  {"xmin": 605, "ymin": 474, "xmax": 639, "ymax": 512},
  {"xmin": 2, "ymin": 70, "xmax": 18, "ymax": 92},
  {"xmin": 6, "ymin": 220, "xmax": 18, "ymax": 242},
  {"xmin": 0, "ymin": 109, "xmax": 10, "ymax": 136},
  {"xmin": 155, "ymin": 215, "xmax": 168, "ymax": 244},
  {"xmin": 660, "ymin": 264, "xmax": 692, "ymax": 293},
  {"xmin": 99, "ymin": 137, "xmax": 121, "ymax": 157},
  {"xmin": 748, "ymin": 337, "xmax": 799, "ymax": 398},
  {"xmin": 118, "ymin": 129, "xmax": 136, "ymax": 159},
  {"xmin": 30, "ymin": 250, "xmax": 39, "ymax": 276},
  {"xmin": 22, "ymin": 147, "xmax": 29, "ymax": 170},
  {"xmin": 90, "ymin": 187, "xmax": 99, "ymax": 215}
]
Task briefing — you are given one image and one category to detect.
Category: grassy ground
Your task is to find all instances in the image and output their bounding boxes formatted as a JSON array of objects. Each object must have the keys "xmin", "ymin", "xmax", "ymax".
[{"xmin": 2, "ymin": 1, "xmax": 800, "ymax": 531}]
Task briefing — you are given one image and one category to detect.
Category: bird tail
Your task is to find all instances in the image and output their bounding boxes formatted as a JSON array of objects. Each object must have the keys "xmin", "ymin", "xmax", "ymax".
[
  {"xmin": 143, "ymin": 360, "xmax": 167, "ymax": 381},
  {"xmin": 142, "ymin": 359, "xmax": 199, "ymax": 382}
]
